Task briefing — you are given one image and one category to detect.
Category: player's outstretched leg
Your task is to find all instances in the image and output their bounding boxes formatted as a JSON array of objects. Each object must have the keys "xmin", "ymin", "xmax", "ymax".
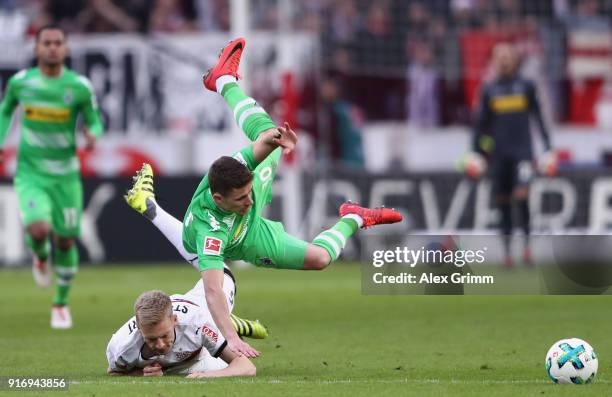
[
  {"xmin": 231, "ymin": 313, "xmax": 268, "ymax": 339},
  {"xmin": 51, "ymin": 237, "xmax": 78, "ymax": 329},
  {"xmin": 125, "ymin": 164, "xmax": 199, "ymax": 268},
  {"xmin": 203, "ymin": 38, "xmax": 276, "ymax": 142},
  {"xmin": 307, "ymin": 202, "xmax": 403, "ymax": 269}
]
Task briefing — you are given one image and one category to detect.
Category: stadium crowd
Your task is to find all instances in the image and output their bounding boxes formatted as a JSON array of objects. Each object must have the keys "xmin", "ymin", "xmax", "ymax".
[
  {"xmin": 2, "ymin": 1, "xmax": 609, "ymax": 123},
  {"xmin": 0, "ymin": 0, "xmax": 610, "ymax": 168}
]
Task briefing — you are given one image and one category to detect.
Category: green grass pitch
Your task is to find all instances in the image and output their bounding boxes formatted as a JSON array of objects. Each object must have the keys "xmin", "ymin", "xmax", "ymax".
[{"xmin": 1, "ymin": 263, "xmax": 611, "ymax": 396}]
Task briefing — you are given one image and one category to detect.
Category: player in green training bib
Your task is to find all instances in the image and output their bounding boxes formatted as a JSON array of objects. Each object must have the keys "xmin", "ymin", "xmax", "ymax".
[
  {"xmin": 0, "ymin": 26, "xmax": 104, "ymax": 329},
  {"xmin": 125, "ymin": 38, "xmax": 402, "ymax": 357}
]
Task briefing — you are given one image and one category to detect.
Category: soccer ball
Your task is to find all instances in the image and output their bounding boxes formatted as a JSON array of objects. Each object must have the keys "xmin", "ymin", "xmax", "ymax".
[
  {"xmin": 538, "ymin": 151, "xmax": 558, "ymax": 177},
  {"xmin": 545, "ymin": 338, "xmax": 598, "ymax": 384},
  {"xmin": 460, "ymin": 152, "xmax": 487, "ymax": 180}
]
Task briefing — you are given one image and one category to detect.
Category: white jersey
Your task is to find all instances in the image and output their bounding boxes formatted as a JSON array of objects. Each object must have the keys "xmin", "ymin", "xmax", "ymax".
[{"xmin": 106, "ymin": 293, "xmax": 228, "ymax": 373}]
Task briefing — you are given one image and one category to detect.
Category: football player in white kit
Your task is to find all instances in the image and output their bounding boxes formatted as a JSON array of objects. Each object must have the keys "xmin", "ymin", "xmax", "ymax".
[
  {"xmin": 107, "ymin": 173, "xmax": 268, "ymax": 377},
  {"xmin": 106, "ymin": 271, "xmax": 255, "ymax": 377}
]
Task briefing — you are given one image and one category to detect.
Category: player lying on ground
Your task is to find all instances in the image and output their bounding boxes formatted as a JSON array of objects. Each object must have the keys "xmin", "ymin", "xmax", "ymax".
[
  {"xmin": 0, "ymin": 25, "xmax": 104, "ymax": 329},
  {"xmin": 126, "ymin": 37, "xmax": 403, "ymax": 359},
  {"xmin": 106, "ymin": 277, "xmax": 255, "ymax": 378}
]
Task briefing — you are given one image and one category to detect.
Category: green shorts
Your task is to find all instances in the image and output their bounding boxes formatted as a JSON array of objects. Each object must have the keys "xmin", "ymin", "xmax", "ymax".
[
  {"xmin": 241, "ymin": 218, "xmax": 308, "ymax": 270},
  {"xmin": 14, "ymin": 174, "xmax": 82, "ymax": 237},
  {"xmin": 240, "ymin": 148, "xmax": 308, "ymax": 269}
]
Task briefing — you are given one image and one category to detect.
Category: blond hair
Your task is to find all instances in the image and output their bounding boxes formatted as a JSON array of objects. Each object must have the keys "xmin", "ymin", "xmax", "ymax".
[{"xmin": 134, "ymin": 290, "xmax": 172, "ymax": 327}]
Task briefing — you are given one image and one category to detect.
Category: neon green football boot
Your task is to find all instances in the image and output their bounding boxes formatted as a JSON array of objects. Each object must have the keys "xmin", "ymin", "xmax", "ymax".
[
  {"xmin": 231, "ymin": 313, "xmax": 269, "ymax": 339},
  {"xmin": 125, "ymin": 163, "xmax": 157, "ymax": 220}
]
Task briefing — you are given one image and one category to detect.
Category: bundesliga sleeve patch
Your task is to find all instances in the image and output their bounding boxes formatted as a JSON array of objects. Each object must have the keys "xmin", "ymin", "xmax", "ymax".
[{"xmin": 203, "ymin": 236, "xmax": 222, "ymax": 255}]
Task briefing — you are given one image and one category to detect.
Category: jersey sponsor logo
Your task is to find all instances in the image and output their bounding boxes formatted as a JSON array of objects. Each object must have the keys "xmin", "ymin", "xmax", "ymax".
[
  {"xmin": 490, "ymin": 94, "xmax": 527, "ymax": 113},
  {"xmin": 202, "ymin": 325, "xmax": 219, "ymax": 343},
  {"xmin": 175, "ymin": 348, "xmax": 202, "ymax": 362},
  {"xmin": 208, "ymin": 211, "xmax": 221, "ymax": 231},
  {"xmin": 24, "ymin": 105, "xmax": 70, "ymax": 123},
  {"xmin": 203, "ymin": 236, "xmax": 222, "ymax": 255}
]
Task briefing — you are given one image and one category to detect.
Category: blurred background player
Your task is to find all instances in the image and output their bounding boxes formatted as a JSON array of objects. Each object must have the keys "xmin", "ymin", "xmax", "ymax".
[
  {"xmin": 471, "ymin": 43, "xmax": 553, "ymax": 267},
  {"xmin": 126, "ymin": 37, "xmax": 402, "ymax": 359},
  {"xmin": 106, "ymin": 288, "xmax": 256, "ymax": 378},
  {"xmin": 0, "ymin": 25, "xmax": 104, "ymax": 328}
]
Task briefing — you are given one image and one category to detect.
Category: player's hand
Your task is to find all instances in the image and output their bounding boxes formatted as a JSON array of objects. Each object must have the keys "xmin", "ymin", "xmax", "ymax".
[
  {"xmin": 272, "ymin": 121, "xmax": 298, "ymax": 155},
  {"xmin": 227, "ymin": 335, "xmax": 260, "ymax": 358},
  {"xmin": 143, "ymin": 362, "xmax": 163, "ymax": 377},
  {"xmin": 84, "ymin": 131, "xmax": 97, "ymax": 151}
]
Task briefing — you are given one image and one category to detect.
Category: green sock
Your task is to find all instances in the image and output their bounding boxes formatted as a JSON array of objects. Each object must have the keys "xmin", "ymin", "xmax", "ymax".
[
  {"xmin": 25, "ymin": 234, "xmax": 50, "ymax": 260},
  {"xmin": 53, "ymin": 246, "xmax": 78, "ymax": 306},
  {"xmin": 312, "ymin": 217, "xmax": 360, "ymax": 263},
  {"xmin": 221, "ymin": 82, "xmax": 276, "ymax": 141}
]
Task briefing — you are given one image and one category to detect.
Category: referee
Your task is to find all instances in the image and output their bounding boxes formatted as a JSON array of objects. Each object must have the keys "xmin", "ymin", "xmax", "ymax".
[{"xmin": 472, "ymin": 43, "xmax": 552, "ymax": 267}]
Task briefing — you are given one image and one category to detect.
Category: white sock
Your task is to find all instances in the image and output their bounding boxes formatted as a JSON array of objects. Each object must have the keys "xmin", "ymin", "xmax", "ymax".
[
  {"xmin": 216, "ymin": 75, "xmax": 238, "ymax": 94},
  {"xmin": 151, "ymin": 205, "xmax": 199, "ymax": 269}
]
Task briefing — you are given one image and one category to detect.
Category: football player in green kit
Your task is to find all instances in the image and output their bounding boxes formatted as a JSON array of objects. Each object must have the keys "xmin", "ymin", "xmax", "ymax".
[
  {"xmin": 0, "ymin": 26, "xmax": 104, "ymax": 329},
  {"xmin": 126, "ymin": 38, "xmax": 402, "ymax": 357}
]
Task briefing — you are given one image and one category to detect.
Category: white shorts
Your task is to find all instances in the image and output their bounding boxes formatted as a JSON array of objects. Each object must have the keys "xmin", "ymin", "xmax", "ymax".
[{"xmin": 182, "ymin": 268, "xmax": 236, "ymax": 312}]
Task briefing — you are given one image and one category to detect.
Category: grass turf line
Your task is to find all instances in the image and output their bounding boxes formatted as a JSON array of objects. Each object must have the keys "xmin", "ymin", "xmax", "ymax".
[{"xmin": 0, "ymin": 263, "xmax": 611, "ymax": 396}]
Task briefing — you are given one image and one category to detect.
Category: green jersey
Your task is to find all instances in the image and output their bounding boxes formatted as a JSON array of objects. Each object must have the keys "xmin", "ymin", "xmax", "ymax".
[
  {"xmin": 182, "ymin": 146, "xmax": 279, "ymax": 271},
  {"xmin": 0, "ymin": 67, "xmax": 104, "ymax": 180}
]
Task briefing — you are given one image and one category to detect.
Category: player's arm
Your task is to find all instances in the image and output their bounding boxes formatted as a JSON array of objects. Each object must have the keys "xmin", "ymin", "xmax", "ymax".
[
  {"xmin": 200, "ymin": 268, "xmax": 259, "ymax": 358},
  {"xmin": 187, "ymin": 348, "xmax": 256, "ymax": 378},
  {"xmin": 0, "ymin": 76, "xmax": 19, "ymax": 161},
  {"xmin": 527, "ymin": 81, "xmax": 552, "ymax": 151},
  {"xmin": 79, "ymin": 76, "xmax": 104, "ymax": 150},
  {"xmin": 252, "ymin": 121, "xmax": 297, "ymax": 163}
]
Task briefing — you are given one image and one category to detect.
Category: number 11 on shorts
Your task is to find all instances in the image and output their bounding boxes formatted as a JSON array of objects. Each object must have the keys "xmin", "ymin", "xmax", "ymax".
[{"xmin": 63, "ymin": 208, "xmax": 77, "ymax": 228}]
